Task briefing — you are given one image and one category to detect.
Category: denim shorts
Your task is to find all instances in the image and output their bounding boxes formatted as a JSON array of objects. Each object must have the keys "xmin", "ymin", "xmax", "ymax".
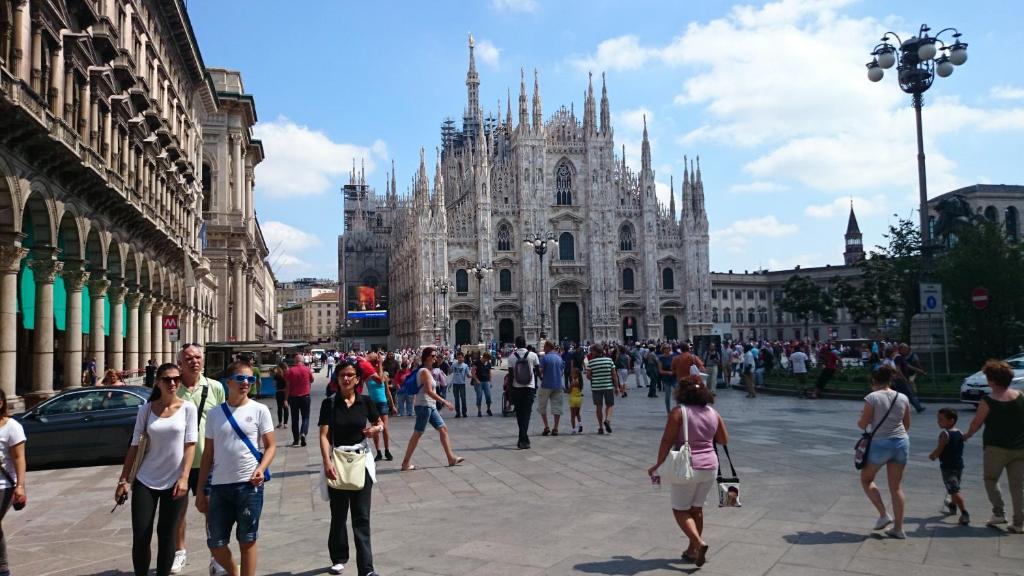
[
  {"xmin": 941, "ymin": 468, "xmax": 962, "ymax": 494},
  {"xmin": 375, "ymin": 401, "xmax": 389, "ymax": 416},
  {"xmin": 207, "ymin": 483, "xmax": 264, "ymax": 548},
  {"xmin": 413, "ymin": 405, "xmax": 445, "ymax": 433},
  {"xmin": 867, "ymin": 436, "xmax": 909, "ymax": 466}
]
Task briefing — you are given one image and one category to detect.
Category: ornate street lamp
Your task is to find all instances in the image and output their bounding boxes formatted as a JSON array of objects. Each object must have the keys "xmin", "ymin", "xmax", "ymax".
[
  {"xmin": 523, "ymin": 231, "xmax": 558, "ymax": 339},
  {"xmin": 431, "ymin": 277, "xmax": 454, "ymax": 347},
  {"xmin": 468, "ymin": 261, "xmax": 493, "ymax": 343},
  {"xmin": 867, "ymin": 24, "xmax": 968, "ymax": 251}
]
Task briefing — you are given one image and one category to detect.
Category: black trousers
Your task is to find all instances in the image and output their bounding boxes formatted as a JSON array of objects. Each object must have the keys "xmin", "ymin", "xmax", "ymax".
[
  {"xmin": 290, "ymin": 395, "xmax": 311, "ymax": 442},
  {"xmin": 892, "ymin": 379, "xmax": 925, "ymax": 412},
  {"xmin": 275, "ymin": 390, "xmax": 289, "ymax": 426},
  {"xmin": 815, "ymin": 368, "xmax": 836, "ymax": 392},
  {"xmin": 509, "ymin": 387, "xmax": 536, "ymax": 445},
  {"xmin": 328, "ymin": 472, "xmax": 374, "ymax": 575},
  {"xmin": 131, "ymin": 480, "xmax": 188, "ymax": 576}
]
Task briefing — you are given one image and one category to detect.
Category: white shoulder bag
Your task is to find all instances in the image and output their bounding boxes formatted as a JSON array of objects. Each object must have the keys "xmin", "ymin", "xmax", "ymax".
[{"xmin": 668, "ymin": 405, "xmax": 696, "ymax": 484}]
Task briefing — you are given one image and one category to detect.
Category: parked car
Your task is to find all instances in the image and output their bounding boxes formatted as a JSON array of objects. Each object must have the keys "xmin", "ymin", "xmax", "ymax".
[
  {"xmin": 960, "ymin": 355, "xmax": 1024, "ymax": 405},
  {"xmin": 13, "ymin": 386, "xmax": 151, "ymax": 469}
]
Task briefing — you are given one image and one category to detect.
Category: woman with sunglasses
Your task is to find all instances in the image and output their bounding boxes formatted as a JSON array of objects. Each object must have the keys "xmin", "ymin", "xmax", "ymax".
[
  {"xmin": 318, "ymin": 359, "xmax": 383, "ymax": 576},
  {"xmin": 115, "ymin": 363, "xmax": 198, "ymax": 576},
  {"xmin": 400, "ymin": 347, "xmax": 464, "ymax": 471}
]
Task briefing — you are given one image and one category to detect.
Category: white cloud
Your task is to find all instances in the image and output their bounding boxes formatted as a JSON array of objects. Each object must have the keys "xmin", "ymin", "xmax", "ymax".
[
  {"xmin": 729, "ymin": 181, "xmax": 788, "ymax": 194},
  {"xmin": 491, "ymin": 0, "xmax": 537, "ymax": 12},
  {"xmin": 615, "ymin": 107, "xmax": 653, "ymax": 133},
  {"xmin": 475, "ymin": 39, "xmax": 500, "ymax": 67},
  {"xmin": 253, "ymin": 116, "xmax": 387, "ymax": 198},
  {"xmin": 991, "ymin": 85, "xmax": 1024, "ymax": 100},
  {"xmin": 711, "ymin": 216, "xmax": 798, "ymax": 253},
  {"xmin": 571, "ymin": 35, "xmax": 656, "ymax": 72},
  {"xmin": 804, "ymin": 195, "xmax": 888, "ymax": 219},
  {"xmin": 262, "ymin": 221, "xmax": 322, "ymax": 277},
  {"xmin": 766, "ymin": 253, "xmax": 826, "ymax": 270}
]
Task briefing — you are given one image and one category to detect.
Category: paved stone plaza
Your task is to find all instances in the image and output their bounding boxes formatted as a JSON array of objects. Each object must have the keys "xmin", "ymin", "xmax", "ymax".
[{"xmin": 9, "ymin": 372, "xmax": 1023, "ymax": 575}]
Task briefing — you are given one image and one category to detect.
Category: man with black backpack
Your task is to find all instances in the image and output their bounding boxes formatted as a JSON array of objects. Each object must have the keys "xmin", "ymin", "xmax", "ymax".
[{"xmin": 508, "ymin": 336, "xmax": 540, "ymax": 449}]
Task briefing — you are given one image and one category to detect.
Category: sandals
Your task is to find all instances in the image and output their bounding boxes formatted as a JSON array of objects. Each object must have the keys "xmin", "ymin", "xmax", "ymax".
[
  {"xmin": 401, "ymin": 464, "xmax": 416, "ymax": 471},
  {"xmin": 448, "ymin": 457, "xmax": 465, "ymax": 467},
  {"xmin": 695, "ymin": 544, "xmax": 709, "ymax": 567}
]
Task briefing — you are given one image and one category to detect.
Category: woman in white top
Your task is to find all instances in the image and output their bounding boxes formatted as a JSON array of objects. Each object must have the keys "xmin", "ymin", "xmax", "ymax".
[
  {"xmin": 857, "ymin": 364, "xmax": 911, "ymax": 539},
  {"xmin": 0, "ymin": 389, "xmax": 27, "ymax": 576},
  {"xmin": 115, "ymin": 363, "xmax": 198, "ymax": 576},
  {"xmin": 399, "ymin": 347, "xmax": 462, "ymax": 471}
]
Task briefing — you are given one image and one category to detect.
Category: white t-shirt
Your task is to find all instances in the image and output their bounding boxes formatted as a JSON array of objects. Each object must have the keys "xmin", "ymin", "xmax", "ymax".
[
  {"xmin": 510, "ymin": 348, "xmax": 540, "ymax": 388},
  {"xmin": 789, "ymin": 351, "xmax": 808, "ymax": 374},
  {"xmin": 131, "ymin": 402, "xmax": 198, "ymax": 490},
  {"xmin": 0, "ymin": 418, "xmax": 26, "ymax": 489},
  {"xmin": 205, "ymin": 400, "xmax": 274, "ymax": 485}
]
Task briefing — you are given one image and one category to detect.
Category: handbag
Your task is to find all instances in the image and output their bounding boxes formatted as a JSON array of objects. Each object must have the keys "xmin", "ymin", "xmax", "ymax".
[
  {"xmin": 126, "ymin": 404, "xmax": 153, "ymax": 485},
  {"xmin": 854, "ymin": 391, "xmax": 899, "ymax": 470},
  {"xmin": 668, "ymin": 405, "xmax": 695, "ymax": 484},
  {"xmin": 327, "ymin": 444, "xmax": 367, "ymax": 491},
  {"xmin": 220, "ymin": 403, "xmax": 271, "ymax": 482},
  {"xmin": 714, "ymin": 443, "xmax": 741, "ymax": 507}
]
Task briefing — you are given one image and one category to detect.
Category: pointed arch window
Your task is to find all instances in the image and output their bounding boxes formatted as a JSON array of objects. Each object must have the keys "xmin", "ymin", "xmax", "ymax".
[
  {"xmin": 496, "ymin": 222, "xmax": 513, "ymax": 251},
  {"xmin": 555, "ymin": 163, "xmax": 572, "ymax": 205},
  {"xmin": 619, "ymin": 223, "xmax": 634, "ymax": 251},
  {"xmin": 558, "ymin": 232, "xmax": 575, "ymax": 261},
  {"xmin": 622, "ymin": 268, "xmax": 635, "ymax": 292}
]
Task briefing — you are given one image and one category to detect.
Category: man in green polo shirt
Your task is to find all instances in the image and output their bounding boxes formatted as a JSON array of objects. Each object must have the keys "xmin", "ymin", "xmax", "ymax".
[
  {"xmin": 172, "ymin": 344, "xmax": 226, "ymax": 575},
  {"xmin": 586, "ymin": 343, "xmax": 619, "ymax": 435}
]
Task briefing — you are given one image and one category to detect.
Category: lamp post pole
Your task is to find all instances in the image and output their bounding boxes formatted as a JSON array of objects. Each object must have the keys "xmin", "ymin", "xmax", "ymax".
[
  {"xmin": 431, "ymin": 277, "xmax": 453, "ymax": 347},
  {"xmin": 523, "ymin": 232, "xmax": 558, "ymax": 340},
  {"xmin": 468, "ymin": 261, "xmax": 493, "ymax": 343},
  {"xmin": 867, "ymin": 24, "xmax": 968, "ymax": 253}
]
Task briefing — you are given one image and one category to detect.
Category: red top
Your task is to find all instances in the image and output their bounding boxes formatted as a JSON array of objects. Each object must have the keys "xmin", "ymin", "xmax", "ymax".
[
  {"xmin": 822, "ymin": 349, "xmax": 839, "ymax": 370},
  {"xmin": 284, "ymin": 364, "xmax": 313, "ymax": 397}
]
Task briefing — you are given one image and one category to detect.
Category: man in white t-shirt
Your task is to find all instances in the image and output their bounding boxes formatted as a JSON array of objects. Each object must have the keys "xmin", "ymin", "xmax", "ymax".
[
  {"xmin": 508, "ymin": 336, "xmax": 540, "ymax": 449},
  {"xmin": 196, "ymin": 362, "xmax": 275, "ymax": 576},
  {"xmin": 789, "ymin": 345, "xmax": 810, "ymax": 397}
]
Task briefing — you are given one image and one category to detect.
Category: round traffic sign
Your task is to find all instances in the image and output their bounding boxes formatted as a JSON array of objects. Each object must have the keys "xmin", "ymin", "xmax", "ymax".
[{"xmin": 972, "ymin": 287, "xmax": 989, "ymax": 311}]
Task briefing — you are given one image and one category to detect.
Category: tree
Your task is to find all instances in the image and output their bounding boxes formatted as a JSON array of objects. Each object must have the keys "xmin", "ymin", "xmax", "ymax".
[
  {"xmin": 830, "ymin": 277, "xmax": 877, "ymax": 324},
  {"xmin": 937, "ymin": 221, "xmax": 1024, "ymax": 366},
  {"xmin": 850, "ymin": 218, "xmax": 923, "ymax": 341},
  {"xmin": 779, "ymin": 274, "xmax": 835, "ymax": 339}
]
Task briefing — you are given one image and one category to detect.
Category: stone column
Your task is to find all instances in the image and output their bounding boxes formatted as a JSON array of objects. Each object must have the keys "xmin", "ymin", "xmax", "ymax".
[
  {"xmin": 232, "ymin": 135, "xmax": 243, "ymax": 211},
  {"xmin": 28, "ymin": 254, "xmax": 63, "ymax": 400},
  {"xmin": 102, "ymin": 107, "xmax": 112, "ymax": 164},
  {"xmin": 0, "ymin": 246, "xmax": 27, "ymax": 401},
  {"xmin": 63, "ymin": 67, "xmax": 75, "ymax": 123},
  {"xmin": 162, "ymin": 305, "xmax": 173, "ymax": 363},
  {"xmin": 79, "ymin": 81, "xmax": 90, "ymax": 136},
  {"xmin": 150, "ymin": 299, "xmax": 163, "ymax": 366},
  {"xmin": 125, "ymin": 291, "xmax": 141, "ymax": 372},
  {"xmin": 61, "ymin": 264, "xmax": 88, "ymax": 389},
  {"xmin": 30, "ymin": 25, "xmax": 41, "ymax": 93},
  {"xmin": 49, "ymin": 40, "xmax": 62, "ymax": 113},
  {"xmin": 232, "ymin": 263, "xmax": 244, "ymax": 340},
  {"xmin": 107, "ymin": 281, "xmax": 125, "ymax": 371},
  {"xmin": 138, "ymin": 294, "xmax": 151, "ymax": 369},
  {"xmin": 244, "ymin": 270, "xmax": 254, "ymax": 341},
  {"xmin": 89, "ymin": 276, "xmax": 109, "ymax": 379},
  {"xmin": 11, "ymin": 1, "xmax": 28, "ymax": 82}
]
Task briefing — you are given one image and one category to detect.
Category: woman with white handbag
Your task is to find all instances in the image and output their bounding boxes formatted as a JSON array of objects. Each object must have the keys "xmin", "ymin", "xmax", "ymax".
[
  {"xmin": 648, "ymin": 383, "xmax": 728, "ymax": 567},
  {"xmin": 318, "ymin": 358, "xmax": 384, "ymax": 576}
]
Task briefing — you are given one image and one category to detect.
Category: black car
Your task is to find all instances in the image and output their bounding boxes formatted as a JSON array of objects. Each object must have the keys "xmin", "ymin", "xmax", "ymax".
[{"xmin": 13, "ymin": 386, "xmax": 151, "ymax": 469}]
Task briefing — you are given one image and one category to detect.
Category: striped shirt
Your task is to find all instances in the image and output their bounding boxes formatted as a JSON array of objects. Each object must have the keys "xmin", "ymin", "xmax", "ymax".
[{"xmin": 588, "ymin": 356, "xmax": 616, "ymax": 390}]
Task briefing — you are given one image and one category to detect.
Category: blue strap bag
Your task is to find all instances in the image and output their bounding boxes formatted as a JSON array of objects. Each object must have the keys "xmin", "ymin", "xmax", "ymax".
[{"xmin": 220, "ymin": 403, "xmax": 271, "ymax": 482}]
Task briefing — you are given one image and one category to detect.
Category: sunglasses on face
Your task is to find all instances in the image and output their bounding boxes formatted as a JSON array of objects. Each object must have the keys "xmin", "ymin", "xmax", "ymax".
[
  {"xmin": 231, "ymin": 374, "xmax": 257, "ymax": 384},
  {"xmin": 341, "ymin": 372, "xmax": 359, "ymax": 380},
  {"xmin": 161, "ymin": 376, "xmax": 181, "ymax": 384}
]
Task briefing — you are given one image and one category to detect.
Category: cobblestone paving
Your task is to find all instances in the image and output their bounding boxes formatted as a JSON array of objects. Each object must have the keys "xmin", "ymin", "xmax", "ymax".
[{"xmin": 10, "ymin": 373, "xmax": 1024, "ymax": 575}]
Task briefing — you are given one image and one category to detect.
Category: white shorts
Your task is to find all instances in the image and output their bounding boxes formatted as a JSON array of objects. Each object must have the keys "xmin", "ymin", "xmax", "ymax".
[
  {"xmin": 670, "ymin": 469, "xmax": 717, "ymax": 510},
  {"xmin": 618, "ymin": 369, "xmax": 629, "ymax": 386}
]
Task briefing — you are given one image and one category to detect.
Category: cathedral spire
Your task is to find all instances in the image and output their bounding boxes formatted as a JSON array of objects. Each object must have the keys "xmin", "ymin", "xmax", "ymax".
[
  {"xmin": 466, "ymin": 34, "xmax": 480, "ymax": 123},
  {"xmin": 640, "ymin": 114, "xmax": 651, "ymax": 173},
  {"xmin": 584, "ymin": 71, "xmax": 596, "ymax": 136},
  {"xmin": 681, "ymin": 155, "xmax": 689, "ymax": 217},
  {"xmin": 694, "ymin": 155, "xmax": 705, "ymax": 215},
  {"xmin": 506, "ymin": 87, "xmax": 512, "ymax": 128},
  {"xmin": 532, "ymin": 68, "xmax": 543, "ymax": 132},
  {"xmin": 416, "ymin": 147, "xmax": 429, "ymax": 210},
  {"xmin": 669, "ymin": 174, "xmax": 676, "ymax": 223},
  {"xmin": 433, "ymin": 147, "xmax": 446, "ymax": 211},
  {"xmin": 519, "ymin": 67, "xmax": 528, "ymax": 131},
  {"xmin": 600, "ymin": 72, "xmax": 610, "ymax": 136},
  {"xmin": 390, "ymin": 159, "xmax": 397, "ymax": 200}
]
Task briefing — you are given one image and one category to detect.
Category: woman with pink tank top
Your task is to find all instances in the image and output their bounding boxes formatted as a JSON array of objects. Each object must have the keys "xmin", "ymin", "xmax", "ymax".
[{"xmin": 649, "ymin": 383, "xmax": 729, "ymax": 568}]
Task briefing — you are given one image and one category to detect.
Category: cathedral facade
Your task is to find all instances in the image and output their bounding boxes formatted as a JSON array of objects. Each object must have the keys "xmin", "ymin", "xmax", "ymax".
[{"xmin": 382, "ymin": 37, "xmax": 711, "ymax": 349}]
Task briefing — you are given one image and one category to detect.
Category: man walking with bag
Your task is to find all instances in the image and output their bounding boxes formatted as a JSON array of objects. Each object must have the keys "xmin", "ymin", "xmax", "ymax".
[{"xmin": 509, "ymin": 336, "xmax": 540, "ymax": 449}]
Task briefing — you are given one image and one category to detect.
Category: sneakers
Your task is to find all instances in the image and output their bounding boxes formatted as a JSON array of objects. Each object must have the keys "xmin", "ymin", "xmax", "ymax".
[
  {"xmin": 209, "ymin": 559, "xmax": 228, "ymax": 576},
  {"xmin": 578, "ymin": 426, "xmax": 583, "ymax": 434},
  {"xmin": 884, "ymin": 527, "xmax": 906, "ymax": 539},
  {"xmin": 959, "ymin": 512, "xmax": 971, "ymax": 526},
  {"xmin": 300, "ymin": 435, "xmax": 307, "ymax": 447},
  {"xmin": 570, "ymin": 429, "xmax": 578, "ymax": 435},
  {"xmin": 942, "ymin": 496, "xmax": 957, "ymax": 516},
  {"xmin": 384, "ymin": 449, "xmax": 393, "ymax": 461},
  {"xmin": 170, "ymin": 550, "xmax": 186, "ymax": 574},
  {"xmin": 551, "ymin": 428, "xmax": 558, "ymax": 436},
  {"xmin": 873, "ymin": 514, "xmax": 893, "ymax": 530},
  {"xmin": 477, "ymin": 410, "xmax": 483, "ymax": 417},
  {"xmin": 375, "ymin": 450, "xmax": 383, "ymax": 462},
  {"xmin": 1008, "ymin": 525, "xmax": 1024, "ymax": 534},
  {"xmin": 328, "ymin": 563, "xmax": 345, "ymax": 575},
  {"xmin": 541, "ymin": 428, "xmax": 550, "ymax": 436},
  {"xmin": 604, "ymin": 421, "xmax": 613, "ymax": 434},
  {"xmin": 987, "ymin": 514, "xmax": 1008, "ymax": 527},
  {"xmin": 598, "ymin": 427, "xmax": 604, "ymax": 435}
]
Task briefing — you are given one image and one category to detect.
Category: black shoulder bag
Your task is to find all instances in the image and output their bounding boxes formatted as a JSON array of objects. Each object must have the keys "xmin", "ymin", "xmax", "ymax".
[{"xmin": 854, "ymin": 391, "xmax": 899, "ymax": 470}]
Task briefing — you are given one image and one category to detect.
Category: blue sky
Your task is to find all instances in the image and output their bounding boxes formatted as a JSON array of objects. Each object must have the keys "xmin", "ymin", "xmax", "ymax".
[{"xmin": 188, "ymin": 0, "xmax": 1024, "ymax": 281}]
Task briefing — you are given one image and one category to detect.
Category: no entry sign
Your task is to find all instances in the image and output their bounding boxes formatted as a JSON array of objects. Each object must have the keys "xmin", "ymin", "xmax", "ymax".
[{"xmin": 972, "ymin": 287, "xmax": 989, "ymax": 311}]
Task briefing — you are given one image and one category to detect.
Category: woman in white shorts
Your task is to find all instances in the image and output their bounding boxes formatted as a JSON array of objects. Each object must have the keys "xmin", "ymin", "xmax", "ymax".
[{"xmin": 649, "ymin": 382, "xmax": 728, "ymax": 568}]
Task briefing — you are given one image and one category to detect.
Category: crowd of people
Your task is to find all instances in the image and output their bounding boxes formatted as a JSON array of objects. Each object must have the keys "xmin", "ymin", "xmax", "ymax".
[{"xmin": 0, "ymin": 334, "xmax": 1019, "ymax": 576}]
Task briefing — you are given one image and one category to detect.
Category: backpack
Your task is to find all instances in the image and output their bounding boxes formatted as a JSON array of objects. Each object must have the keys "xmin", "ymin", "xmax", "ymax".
[
  {"xmin": 512, "ymin": 351, "xmax": 533, "ymax": 386},
  {"xmin": 400, "ymin": 368, "xmax": 424, "ymax": 396}
]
